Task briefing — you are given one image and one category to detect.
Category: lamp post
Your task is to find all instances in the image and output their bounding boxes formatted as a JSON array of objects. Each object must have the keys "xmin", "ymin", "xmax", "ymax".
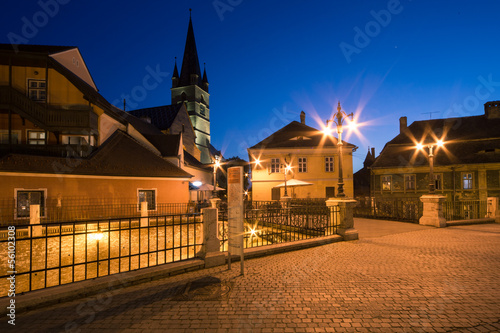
[
  {"xmin": 416, "ymin": 140, "xmax": 444, "ymax": 194},
  {"xmin": 282, "ymin": 163, "xmax": 292, "ymax": 197},
  {"xmin": 213, "ymin": 155, "xmax": 221, "ymax": 198},
  {"xmin": 326, "ymin": 102, "xmax": 353, "ymax": 198}
]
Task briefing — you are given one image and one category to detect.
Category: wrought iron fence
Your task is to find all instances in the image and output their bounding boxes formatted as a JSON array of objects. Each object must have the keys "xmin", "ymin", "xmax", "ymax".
[
  {"xmin": 443, "ymin": 200, "xmax": 487, "ymax": 221},
  {"xmin": 0, "ymin": 197, "xmax": 195, "ymax": 226},
  {"xmin": 354, "ymin": 197, "xmax": 422, "ymax": 223},
  {"xmin": 218, "ymin": 200, "xmax": 336, "ymax": 250},
  {"xmin": 0, "ymin": 214, "xmax": 202, "ymax": 296}
]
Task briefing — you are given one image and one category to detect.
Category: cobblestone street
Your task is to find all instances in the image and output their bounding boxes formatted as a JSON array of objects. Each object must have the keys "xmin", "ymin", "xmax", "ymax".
[{"xmin": 4, "ymin": 219, "xmax": 500, "ymax": 332}]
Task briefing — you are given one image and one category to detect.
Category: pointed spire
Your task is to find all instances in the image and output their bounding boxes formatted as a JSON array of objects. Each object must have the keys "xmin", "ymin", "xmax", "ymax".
[
  {"xmin": 202, "ymin": 63, "xmax": 208, "ymax": 83},
  {"xmin": 179, "ymin": 10, "xmax": 204, "ymax": 90},
  {"xmin": 172, "ymin": 57, "xmax": 179, "ymax": 78}
]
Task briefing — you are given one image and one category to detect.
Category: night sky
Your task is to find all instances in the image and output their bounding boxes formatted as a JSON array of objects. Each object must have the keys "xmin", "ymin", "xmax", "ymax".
[{"xmin": 2, "ymin": 0, "xmax": 500, "ymax": 172}]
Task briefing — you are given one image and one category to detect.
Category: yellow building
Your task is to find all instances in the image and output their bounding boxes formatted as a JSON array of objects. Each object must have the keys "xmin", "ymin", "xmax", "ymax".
[
  {"xmin": 0, "ymin": 44, "xmax": 193, "ymax": 223},
  {"xmin": 248, "ymin": 112, "xmax": 357, "ymax": 201}
]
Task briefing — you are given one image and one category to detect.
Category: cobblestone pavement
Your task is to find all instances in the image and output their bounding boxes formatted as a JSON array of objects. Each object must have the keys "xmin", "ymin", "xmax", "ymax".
[{"xmin": 5, "ymin": 220, "xmax": 500, "ymax": 332}]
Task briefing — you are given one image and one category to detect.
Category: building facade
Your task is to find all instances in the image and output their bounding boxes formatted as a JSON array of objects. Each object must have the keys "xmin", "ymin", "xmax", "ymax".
[
  {"xmin": 370, "ymin": 102, "xmax": 500, "ymax": 206},
  {"xmin": 248, "ymin": 112, "xmax": 357, "ymax": 201},
  {"xmin": 0, "ymin": 44, "xmax": 193, "ymax": 224}
]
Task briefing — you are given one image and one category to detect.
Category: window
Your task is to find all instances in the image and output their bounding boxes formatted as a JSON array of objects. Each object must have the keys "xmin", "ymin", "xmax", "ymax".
[
  {"xmin": 28, "ymin": 79, "xmax": 46, "ymax": 101},
  {"xmin": 435, "ymin": 174, "xmax": 443, "ymax": 190},
  {"xmin": 28, "ymin": 130, "xmax": 46, "ymax": 145},
  {"xmin": 138, "ymin": 189, "xmax": 156, "ymax": 211},
  {"xmin": 382, "ymin": 175, "xmax": 392, "ymax": 191},
  {"xmin": 325, "ymin": 157, "xmax": 334, "ymax": 172},
  {"xmin": 462, "ymin": 173, "xmax": 473, "ymax": 190},
  {"xmin": 298, "ymin": 157, "xmax": 307, "ymax": 173},
  {"xmin": 271, "ymin": 188, "xmax": 281, "ymax": 201},
  {"xmin": 16, "ymin": 190, "xmax": 45, "ymax": 218},
  {"xmin": 404, "ymin": 174, "xmax": 416, "ymax": 190},
  {"xmin": 326, "ymin": 186, "xmax": 335, "ymax": 198},
  {"xmin": 0, "ymin": 130, "xmax": 19, "ymax": 144},
  {"xmin": 270, "ymin": 158, "xmax": 280, "ymax": 173}
]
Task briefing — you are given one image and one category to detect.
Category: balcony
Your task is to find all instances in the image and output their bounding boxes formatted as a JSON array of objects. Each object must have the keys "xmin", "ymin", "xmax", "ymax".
[
  {"xmin": 0, "ymin": 85, "xmax": 98, "ymax": 135},
  {"xmin": 0, "ymin": 143, "xmax": 96, "ymax": 158}
]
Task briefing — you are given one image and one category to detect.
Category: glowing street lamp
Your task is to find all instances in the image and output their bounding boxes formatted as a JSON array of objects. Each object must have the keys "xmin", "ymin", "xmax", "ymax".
[
  {"xmin": 325, "ymin": 102, "xmax": 354, "ymax": 198},
  {"xmin": 282, "ymin": 163, "xmax": 292, "ymax": 197},
  {"xmin": 213, "ymin": 155, "xmax": 221, "ymax": 197},
  {"xmin": 416, "ymin": 140, "xmax": 444, "ymax": 194}
]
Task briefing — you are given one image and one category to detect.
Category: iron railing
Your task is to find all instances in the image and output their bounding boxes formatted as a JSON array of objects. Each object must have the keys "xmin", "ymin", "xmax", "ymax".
[
  {"xmin": 354, "ymin": 197, "xmax": 423, "ymax": 223},
  {"xmin": 443, "ymin": 200, "xmax": 487, "ymax": 221},
  {"xmin": 0, "ymin": 214, "xmax": 202, "ymax": 296},
  {"xmin": 218, "ymin": 200, "xmax": 336, "ymax": 250},
  {"xmin": 0, "ymin": 85, "xmax": 98, "ymax": 133}
]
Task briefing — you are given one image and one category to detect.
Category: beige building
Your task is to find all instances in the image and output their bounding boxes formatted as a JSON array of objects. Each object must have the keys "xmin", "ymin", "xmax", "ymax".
[{"xmin": 248, "ymin": 112, "xmax": 357, "ymax": 201}]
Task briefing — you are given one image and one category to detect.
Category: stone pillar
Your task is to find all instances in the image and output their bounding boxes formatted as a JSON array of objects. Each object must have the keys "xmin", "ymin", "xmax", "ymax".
[
  {"xmin": 419, "ymin": 195, "xmax": 447, "ymax": 227},
  {"xmin": 210, "ymin": 198, "xmax": 221, "ymax": 209},
  {"xmin": 486, "ymin": 197, "xmax": 500, "ymax": 222},
  {"xmin": 280, "ymin": 196, "xmax": 291, "ymax": 207},
  {"xmin": 30, "ymin": 204, "xmax": 42, "ymax": 237},
  {"xmin": 200, "ymin": 207, "xmax": 225, "ymax": 268},
  {"xmin": 326, "ymin": 198, "xmax": 358, "ymax": 240},
  {"xmin": 140, "ymin": 201, "xmax": 148, "ymax": 227}
]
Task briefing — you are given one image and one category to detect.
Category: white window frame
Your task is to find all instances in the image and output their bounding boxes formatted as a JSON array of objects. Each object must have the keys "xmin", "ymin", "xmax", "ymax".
[
  {"xmin": 137, "ymin": 188, "xmax": 157, "ymax": 211},
  {"xmin": 270, "ymin": 158, "xmax": 281, "ymax": 173},
  {"xmin": 27, "ymin": 130, "xmax": 46, "ymax": 145},
  {"xmin": 27, "ymin": 78, "xmax": 47, "ymax": 101},
  {"xmin": 298, "ymin": 157, "xmax": 307, "ymax": 173},
  {"xmin": 462, "ymin": 172, "xmax": 473, "ymax": 190},
  {"xmin": 325, "ymin": 156, "xmax": 334, "ymax": 172},
  {"xmin": 14, "ymin": 188, "xmax": 47, "ymax": 219},
  {"xmin": 382, "ymin": 175, "xmax": 392, "ymax": 191},
  {"xmin": 404, "ymin": 174, "xmax": 416, "ymax": 191}
]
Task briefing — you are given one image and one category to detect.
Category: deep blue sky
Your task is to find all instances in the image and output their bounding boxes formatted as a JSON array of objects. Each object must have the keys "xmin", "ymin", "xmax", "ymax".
[{"xmin": 2, "ymin": 0, "xmax": 500, "ymax": 172}]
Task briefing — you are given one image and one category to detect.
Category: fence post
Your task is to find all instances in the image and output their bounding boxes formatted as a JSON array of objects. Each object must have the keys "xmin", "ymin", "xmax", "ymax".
[
  {"xmin": 419, "ymin": 195, "xmax": 447, "ymax": 227},
  {"xmin": 326, "ymin": 199, "xmax": 358, "ymax": 240},
  {"xmin": 30, "ymin": 204, "xmax": 42, "ymax": 237},
  {"xmin": 140, "ymin": 201, "xmax": 148, "ymax": 227},
  {"xmin": 486, "ymin": 197, "xmax": 500, "ymax": 222},
  {"xmin": 200, "ymin": 207, "xmax": 226, "ymax": 268}
]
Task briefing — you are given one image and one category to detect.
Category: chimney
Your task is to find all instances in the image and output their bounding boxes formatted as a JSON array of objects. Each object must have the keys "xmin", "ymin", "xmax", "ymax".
[
  {"xmin": 485, "ymin": 101, "xmax": 500, "ymax": 119},
  {"xmin": 371, "ymin": 147, "xmax": 375, "ymax": 157},
  {"xmin": 300, "ymin": 111, "xmax": 306, "ymax": 124},
  {"xmin": 399, "ymin": 116, "xmax": 407, "ymax": 134}
]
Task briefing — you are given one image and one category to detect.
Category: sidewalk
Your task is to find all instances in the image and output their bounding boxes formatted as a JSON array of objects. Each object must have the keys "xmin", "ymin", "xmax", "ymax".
[{"xmin": 4, "ymin": 219, "xmax": 500, "ymax": 332}]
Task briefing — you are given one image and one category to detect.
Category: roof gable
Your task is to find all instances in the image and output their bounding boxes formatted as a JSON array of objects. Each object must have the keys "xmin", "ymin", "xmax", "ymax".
[{"xmin": 249, "ymin": 121, "xmax": 356, "ymax": 150}]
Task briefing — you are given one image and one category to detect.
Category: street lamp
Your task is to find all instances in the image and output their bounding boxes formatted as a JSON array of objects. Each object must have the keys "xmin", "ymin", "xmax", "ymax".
[
  {"xmin": 325, "ymin": 102, "xmax": 353, "ymax": 198},
  {"xmin": 282, "ymin": 163, "xmax": 292, "ymax": 197},
  {"xmin": 416, "ymin": 140, "xmax": 444, "ymax": 194},
  {"xmin": 213, "ymin": 155, "xmax": 221, "ymax": 197}
]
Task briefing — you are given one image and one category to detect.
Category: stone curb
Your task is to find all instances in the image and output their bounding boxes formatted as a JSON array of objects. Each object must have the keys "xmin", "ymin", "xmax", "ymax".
[
  {"xmin": 1, "ymin": 234, "xmax": 344, "ymax": 315},
  {"xmin": 446, "ymin": 218, "xmax": 495, "ymax": 227},
  {"xmin": 1, "ymin": 259, "xmax": 204, "ymax": 316}
]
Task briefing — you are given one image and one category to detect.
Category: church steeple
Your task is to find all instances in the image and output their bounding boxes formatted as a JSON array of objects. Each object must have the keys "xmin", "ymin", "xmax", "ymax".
[
  {"xmin": 178, "ymin": 10, "xmax": 206, "ymax": 91},
  {"xmin": 172, "ymin": 57, "xmax": 179, "ymax": 88},
  {"xmin": 170, "ymin": 10, "xmax": 212, "ymax": 164},
  {"xmin": 202, "ymin": 63, "xmax": 209, "ymax": 92}
]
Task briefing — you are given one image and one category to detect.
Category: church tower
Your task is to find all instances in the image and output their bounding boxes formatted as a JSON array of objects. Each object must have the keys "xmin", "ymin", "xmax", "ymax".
[{"xmin": 171, "ymin": 11, "xmax": 211, "ymax": 164}]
